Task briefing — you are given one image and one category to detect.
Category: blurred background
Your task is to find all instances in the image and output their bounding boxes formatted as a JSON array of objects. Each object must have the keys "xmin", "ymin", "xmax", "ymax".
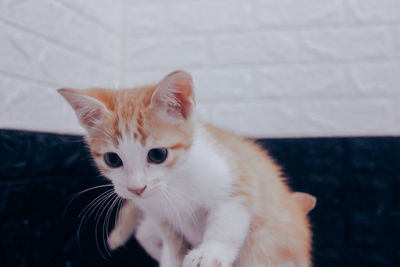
[{"xmin": 1, "ymin": 0, "xmax": 400, "ymax": 266}]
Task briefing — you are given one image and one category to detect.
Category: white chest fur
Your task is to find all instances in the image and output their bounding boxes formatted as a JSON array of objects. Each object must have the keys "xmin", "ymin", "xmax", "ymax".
[{"xmin": 137, "ymin": 127, "xmax": 234, "ymax": 246}]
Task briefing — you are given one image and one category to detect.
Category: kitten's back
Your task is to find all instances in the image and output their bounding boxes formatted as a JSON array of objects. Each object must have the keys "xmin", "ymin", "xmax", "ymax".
[{"xmin": 202, "ymin": 122, "xmax": 312, "ymax": 266}]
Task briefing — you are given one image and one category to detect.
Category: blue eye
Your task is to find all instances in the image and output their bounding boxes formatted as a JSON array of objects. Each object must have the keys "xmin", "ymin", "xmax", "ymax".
[
  {"xmin": 147, "ymin": 148, "xmax": 168, "ymax": 164},
  {"xmin": 104, "ymin": 152, "xmax": 123, "ymax": 168}
]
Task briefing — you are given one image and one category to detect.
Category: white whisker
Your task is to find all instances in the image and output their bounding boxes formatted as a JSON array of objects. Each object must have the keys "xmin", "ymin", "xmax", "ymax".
[
  {"xmin": 170, "ymin": 187, "xmax": 199, "ymax": 227},
  {"xmin": 94, "ymin": 193, "xmax": 118, "ymax": 259},
  {"xmin": 77, "ymin": 189, "xmax": 114, "ymax": 251},
  {"xmin": 64, "ymin": 184, "xmax": 113, "ymax": 215},
  {"xmin": 103, "ymin": 195, "xmax": 121, "ymax": 256},
  {"xmin": 162, "ymin": 190, "xmax": 185, "ymax": 244}
]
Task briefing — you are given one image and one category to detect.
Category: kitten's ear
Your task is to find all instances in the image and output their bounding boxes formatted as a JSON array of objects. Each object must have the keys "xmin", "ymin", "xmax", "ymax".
[
  {"xmin": 292, "ymin": 192, "xmax": 317, "ymax": 214},
  {"xmin": 58, "ymin": 88, "xmax": 109, "ymax": 131},
  {"xmin": 151, "ymin": 70, "xmax": 195, "ymax": 122}
]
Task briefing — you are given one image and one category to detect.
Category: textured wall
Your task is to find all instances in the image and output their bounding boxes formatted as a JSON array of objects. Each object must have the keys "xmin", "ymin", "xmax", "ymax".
[
  {"xmin": 0, "ymin": 0, "xmax": 121, "ymax": 134},
  {"xmin": 1, "ymin": 0, "xmax": 400, "ymax": 137},
  {"xmin": 122, "ymin": 0, "xmax": 400, "ymax": 138}
]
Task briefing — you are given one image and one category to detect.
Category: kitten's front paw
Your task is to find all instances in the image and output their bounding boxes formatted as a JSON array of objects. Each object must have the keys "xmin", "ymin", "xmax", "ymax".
[
  {"xmin": 182, "ymin": 242, "xmax": 234, "ymax": 267},
  {"xmin": 107, "ymin": 230, "xmax": 123, "ymax": 250}
]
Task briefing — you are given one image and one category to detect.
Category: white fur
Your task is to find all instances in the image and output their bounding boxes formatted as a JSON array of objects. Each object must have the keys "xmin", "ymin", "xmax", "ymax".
[
  {"xmin": 105, "ymin": 123, "xmax": 251, "ymax": 267},
  {"xmin": 135, "ymin": 215, "xmax": 163, "ymax": 260}
]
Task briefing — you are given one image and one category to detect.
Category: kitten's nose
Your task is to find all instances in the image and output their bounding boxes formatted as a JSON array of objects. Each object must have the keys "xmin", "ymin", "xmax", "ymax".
[{"xmin": 128, "ymin": 185, "xmax": 147, "ymax": 196}]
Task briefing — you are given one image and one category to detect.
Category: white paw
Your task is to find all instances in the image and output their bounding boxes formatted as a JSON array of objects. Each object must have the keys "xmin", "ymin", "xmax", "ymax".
[
  {"xmin": 107, "ymin": 230, "xmax": 123, "ymax": 250},
  {"xmin": 182, "ymin": 243, "xmax": 234, "ymax": 267}
]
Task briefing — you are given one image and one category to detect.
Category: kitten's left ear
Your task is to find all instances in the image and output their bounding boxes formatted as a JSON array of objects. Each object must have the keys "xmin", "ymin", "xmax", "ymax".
[
  {"xmin": 151, "ymin": 70, "xmax": 195, "ymax": 122},
  {"xmin": 58, "ymin": 88, "xmax": 109, "ymax": 132}
]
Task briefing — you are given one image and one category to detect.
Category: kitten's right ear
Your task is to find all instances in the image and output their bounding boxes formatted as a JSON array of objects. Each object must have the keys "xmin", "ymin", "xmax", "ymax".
[
  {"xmin": 58, "ymin": 88, "xmax": 108, "ymax": 131},
  {"xmin": 151, "ymin": 70, "xmax": 195, "ymax": 123}
]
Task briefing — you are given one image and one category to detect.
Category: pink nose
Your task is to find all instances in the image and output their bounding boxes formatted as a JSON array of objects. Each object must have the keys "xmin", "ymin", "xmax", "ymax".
[{"xmin": 128, "ymin": 185, "xmax": 147, "ymax": 196}]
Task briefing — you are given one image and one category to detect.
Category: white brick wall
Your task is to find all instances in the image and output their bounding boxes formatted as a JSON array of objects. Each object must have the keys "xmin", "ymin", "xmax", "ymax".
[
  {"xmin": 122, "ymin": 0, "xmax": 400, "ymax": 138},
  {"xmin": 0, "ymin": 0, "xmax": 121, "ymax": 134},
  {"xmin": 1, "ymin": 0, "xmax": 400, "ymax": 138}
]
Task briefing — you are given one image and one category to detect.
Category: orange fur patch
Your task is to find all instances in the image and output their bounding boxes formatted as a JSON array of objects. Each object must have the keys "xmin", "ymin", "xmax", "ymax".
[
  {"xmin": 170, "ymin": 143, "xmax": 191, "ymax": 150},
  {"xmin": 166, "ymin": 155, "xmax": 179, "ymax": 169},
  {"xmin": 77, "ymin": 84, "xmax": 195, "ymax": 177}
]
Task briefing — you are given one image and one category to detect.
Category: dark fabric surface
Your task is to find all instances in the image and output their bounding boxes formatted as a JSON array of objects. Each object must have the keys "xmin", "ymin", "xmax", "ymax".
[{"xmin": 0, "ymin": 130, "xmax": 399, "ymax": 266}]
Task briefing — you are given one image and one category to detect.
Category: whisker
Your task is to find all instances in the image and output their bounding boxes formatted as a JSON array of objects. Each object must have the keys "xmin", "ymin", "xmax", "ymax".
[
  {"xmin": 94, "ymin": 193, "xmax": 118, "ymax": 259},
  {"xmin": 162, "ymin": 191, "xmax": 184, "ymax": 241},
  {"xmin": 163, "ymin": 190, "xmax": 189, "ymax": 246},
  {"xmin": 114, "ymin": 198, "xmax": 127, "ymax": 250},
  {"xmin": 103, "ymin": 195, "xmax": 121, "ymax": 257},
  {"xmin": 64, "ymin": 184, "xmax": 113, "ymax": 216},
  {"xmin": 77, "ymin": 189, "xmax": 115, "ymax": 251},
  {"xmin": 93, "ymin": 191, "xmax": 117, "ymax": 220},
  {"xmin": 170, "ymin": 187, "xmax": 199, "ymax": 227},
  {"xmin": 79, "ymin": 189, "xmax": 114, "ymax": 218},
  {"xmin": 93, "ymin": 203, "xmax": 112, "ymax": 257}
]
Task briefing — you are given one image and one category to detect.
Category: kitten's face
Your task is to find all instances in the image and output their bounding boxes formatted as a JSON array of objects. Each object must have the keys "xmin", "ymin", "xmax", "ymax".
[{"xmin": 59, "ymin": 71, "xmax": 195, "ymax": 200}]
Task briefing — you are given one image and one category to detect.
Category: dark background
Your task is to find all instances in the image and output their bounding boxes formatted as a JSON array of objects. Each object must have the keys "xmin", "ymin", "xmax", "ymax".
[{"xmin": 0, "ymin": 130, "xmax": 399, "ymax": 267}]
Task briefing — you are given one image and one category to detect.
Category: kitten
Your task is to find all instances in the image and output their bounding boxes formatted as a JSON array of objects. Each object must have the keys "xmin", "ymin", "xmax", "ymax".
[
  {"xmin": 107, "ymin": 191, "xmax": 316, "ymax": 264},
  {"xmin": 59, "ymin": 70, "xmax": 315, "ymax": 267}
]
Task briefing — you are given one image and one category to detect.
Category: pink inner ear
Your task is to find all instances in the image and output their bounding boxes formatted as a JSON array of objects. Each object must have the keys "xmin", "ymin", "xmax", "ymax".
[
  {"xmin": 80, "ymin": 105, "xmax": 103, "ymax": 127},
  {"xmin": 171, "ymin": 80, "xmax": 193, "ymax": 119},
  {"xmin": 58, "ymin": 88, "xmax": 106, "ymax": 129},
  {"xmin": 154, "ymin": 70, "xmax": 194, "ymax": 120}
]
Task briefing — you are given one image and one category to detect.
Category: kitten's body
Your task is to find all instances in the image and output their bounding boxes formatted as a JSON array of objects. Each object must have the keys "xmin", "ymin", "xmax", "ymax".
[{"xmin": 59, "ymin": 71, "xmax": 314, "ymax": 267}]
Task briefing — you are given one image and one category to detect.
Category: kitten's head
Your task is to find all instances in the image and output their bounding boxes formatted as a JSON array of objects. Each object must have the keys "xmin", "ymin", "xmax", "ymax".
[{"xmin": 59, "ymin": 70, "xmax": 196, "ymax": 200}]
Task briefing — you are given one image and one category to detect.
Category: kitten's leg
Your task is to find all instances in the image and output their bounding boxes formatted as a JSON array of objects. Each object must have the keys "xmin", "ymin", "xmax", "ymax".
[
  {"xmin": 108, "ymin": 200, "xmax": 142, "ymax": 250},
  {"xmin": 135, "ymin": 215, "xmax": 163, "ymax": 261},
  {"xmin": 136, "ymin": 217, "xmax": 189, "ymax": 265},
  {"xmin": 183, "ymin": 201, "xmax": 250, "ymax": 267},
  {"xmin": 158, "ymin": 221, "xmax": 187, "ymax": 267}
]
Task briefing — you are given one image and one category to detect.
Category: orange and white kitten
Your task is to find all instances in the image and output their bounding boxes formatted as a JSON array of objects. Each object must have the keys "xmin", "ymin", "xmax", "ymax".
[
  {"xmin": 59, "ymin": 70, "xmax": 315, "ymax": 267},
  {"xmin": 107, "ymin": 191, "xmax": 316, "ymax": 266}
]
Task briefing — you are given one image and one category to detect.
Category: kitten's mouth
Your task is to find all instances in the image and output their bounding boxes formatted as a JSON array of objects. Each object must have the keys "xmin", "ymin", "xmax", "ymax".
[
  {"xmin": 127, "ymin": 191, "xmax": 154, "ymax": 200},
  {"xmin": 128, "ymin": 185, "xmax": 147, "ymax": 196},
  {"xmin": 124, "ymin": 188, "xmax": 154, "ymax": 199},
  {"xmin": 114, "ymin": 184, "xmax": 160, "ymax": 200}
]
